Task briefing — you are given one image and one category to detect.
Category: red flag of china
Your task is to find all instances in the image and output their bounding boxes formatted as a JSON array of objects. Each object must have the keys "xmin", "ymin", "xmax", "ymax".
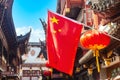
[{"xmin": 46, "ymin": 11, "xmax": 83, "ymax": 75}]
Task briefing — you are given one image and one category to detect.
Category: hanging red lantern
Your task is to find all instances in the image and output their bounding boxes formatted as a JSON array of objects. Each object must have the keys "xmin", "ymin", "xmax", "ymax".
[
  {"xmin": 80, "ymin": 30, "xmax": 110, "ymax": 72},
  {"xmin": 43, "ymin": 70, "xmax": 52, "ymax": 76}
]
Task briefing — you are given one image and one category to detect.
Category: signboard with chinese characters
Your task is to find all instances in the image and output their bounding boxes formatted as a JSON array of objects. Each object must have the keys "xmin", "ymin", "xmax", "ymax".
[
  {"xmin": 22, "ymin": 70, "xmax": 40, "ymax": 77},
  {"xmin": 84, "ymin": 5, "xmax": 93, "ymax": 27}
]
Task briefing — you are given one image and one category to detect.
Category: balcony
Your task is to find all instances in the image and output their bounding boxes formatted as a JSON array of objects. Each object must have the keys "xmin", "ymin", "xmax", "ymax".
[{"xmin": 101, "ymin": 56, "xmax": 120, "ymax": 68}]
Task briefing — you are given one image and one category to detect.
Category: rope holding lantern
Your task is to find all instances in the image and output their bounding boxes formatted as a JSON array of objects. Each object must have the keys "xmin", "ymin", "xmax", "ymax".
[
  {"xmin": 93, "ymin": 50, "xmax": 100, "ymax": 72},
  {"xmin": 80, "ymin": 29, "xmax": 110, "ymax": 72}
]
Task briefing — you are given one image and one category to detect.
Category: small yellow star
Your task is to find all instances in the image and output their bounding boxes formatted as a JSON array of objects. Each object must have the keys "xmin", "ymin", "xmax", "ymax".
[
  {"xmin": 58, "ymin": 29, "xmax": 62, "ymax": 32},
  {"xmin": 53, "ymin": 30, "xmax": 57, "ymax": 34},
  {"xmin": 50, "ymin": 17, "xmax": 59, "ymax": 24}
]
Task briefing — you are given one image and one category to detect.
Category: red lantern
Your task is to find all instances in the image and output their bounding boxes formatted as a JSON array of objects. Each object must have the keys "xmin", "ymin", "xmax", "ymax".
[
  {"xmin": 43, "ymin": 70, "xmax": 52, "ymax": 76},
  {"xmin": 80, "ymin": 30, "xmax": 110, "ymax": 72}
]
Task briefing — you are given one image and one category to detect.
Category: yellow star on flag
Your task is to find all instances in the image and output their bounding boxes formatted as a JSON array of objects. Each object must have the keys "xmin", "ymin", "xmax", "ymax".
[{"xmin": 50, "ymin": 17, "xmax": 59, "ymax": 24}]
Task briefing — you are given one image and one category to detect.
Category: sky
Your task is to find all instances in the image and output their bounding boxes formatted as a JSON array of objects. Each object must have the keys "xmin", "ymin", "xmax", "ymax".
[{"xmin": 13, "ymin": 0, "xmax": 57, "ymax": 42}]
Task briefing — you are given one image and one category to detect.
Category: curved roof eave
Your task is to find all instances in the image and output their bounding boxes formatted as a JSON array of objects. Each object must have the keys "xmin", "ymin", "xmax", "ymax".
[
  {"xmin": 17, "ymin": 29, "xmax": 31, "ymax": 44},
  {"xmin": 0, "ymin": 0, "xmax": 17, "ymax": 49}
]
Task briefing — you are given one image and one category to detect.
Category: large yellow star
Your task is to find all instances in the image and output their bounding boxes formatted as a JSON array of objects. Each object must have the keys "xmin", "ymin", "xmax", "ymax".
[{"xmin": 50, "ymin": 17, "xmax": 59, "ymax": 24}]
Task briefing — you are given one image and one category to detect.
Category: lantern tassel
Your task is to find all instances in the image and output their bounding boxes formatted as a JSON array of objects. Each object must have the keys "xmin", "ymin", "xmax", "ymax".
[{"xmin": 93, "ymin": 50, "xmax": 100, "ymax": 72}]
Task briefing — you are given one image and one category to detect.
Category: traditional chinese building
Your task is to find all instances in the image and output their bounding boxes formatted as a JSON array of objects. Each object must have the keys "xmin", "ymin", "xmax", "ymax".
[
  {"xmin": 0, "ymin": 0, "xmax": 31, "ymax": 80},
  {"xmin": 20, "ymin": 42, "xmax": 50, "ymax": 80},
  {"xmin": 79, "ymin": 0, "xmax": 120, "ymax": 80}
]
